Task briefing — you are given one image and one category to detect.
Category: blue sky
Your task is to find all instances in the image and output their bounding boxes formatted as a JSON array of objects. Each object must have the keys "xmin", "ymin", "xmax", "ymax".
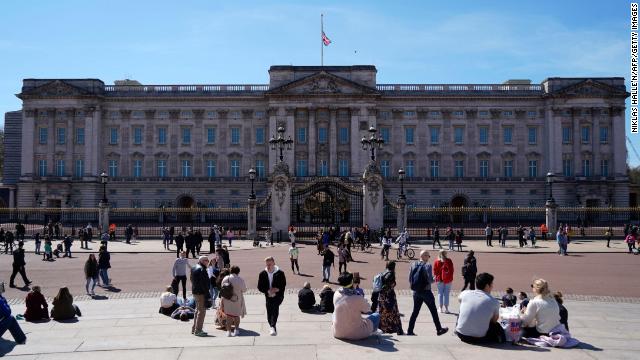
[{"xmin": 0, "ymin": 0, "xmax": 636, "ymax": 163}]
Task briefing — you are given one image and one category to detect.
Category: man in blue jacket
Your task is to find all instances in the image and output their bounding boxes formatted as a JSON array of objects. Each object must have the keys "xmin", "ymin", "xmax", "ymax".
[{"xmin": 0, "ymin": 282, "xmax": 27, "ymax": 344}]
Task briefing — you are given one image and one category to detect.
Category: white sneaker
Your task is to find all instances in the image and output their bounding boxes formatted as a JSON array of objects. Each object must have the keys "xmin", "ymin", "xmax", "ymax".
[
  {"xmin": 269, "ymin": 327, "xmax": 277, "ymax": 336},
  {"xmin": 227, "ymin": 331, "xmax": 233, "ymax": 337},
  {"xmin": 233, "ymin": 329, "xmax": 239, "ymax": 337}
]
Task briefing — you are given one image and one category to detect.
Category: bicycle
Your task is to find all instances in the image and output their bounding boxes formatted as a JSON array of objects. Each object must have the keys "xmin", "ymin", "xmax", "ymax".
[
  {"xmin": 355, "ymin": 238, "xmax": 372, "ymax": 252},
  {"xmin": 397, "ymin": 244, "xmax": 415, "ymax": 260}
]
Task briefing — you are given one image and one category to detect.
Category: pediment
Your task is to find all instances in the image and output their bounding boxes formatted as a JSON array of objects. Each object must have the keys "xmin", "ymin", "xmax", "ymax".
[
  {"xmin": 549, "ymin": 79, "xmax": 629, "ymax": 99},
  {"xmin": 501, "ymin": 151, "xmax": 516, "ymax": 158},
  {"xmin": 20, "ymin": 80, "xmax": 92, "ymax": 98},
  {"xmin": 476, "ymin": 151, "xmax": 492, "ymax": 157},
  {"xmin": 267, "ymin": 71, "xmax": 378, "ymax": 96}
]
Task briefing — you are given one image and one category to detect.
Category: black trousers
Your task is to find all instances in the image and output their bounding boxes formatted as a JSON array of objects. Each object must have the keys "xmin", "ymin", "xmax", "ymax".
[
  {"xmin": 10, "ymin": 264, "xmax": 29, "ymax": 286},
  {"xmin": 432, "ymin": 237, "xmax": 441, "ymax": 249},
  {"xmin": 175, "ymin": 243, "xmax": 184, "ymax": 258},
  {"xmin": 339, "ymin": 261, "xmax": 347, "ymax": 273},
  {"xmin": 486, "ymin": 235, "xmax": 492, "ymax": 246},
  {"xmin": 370, "ymin": 290, "xmax": 380, "ymax": 312},
  {"xmin": 174, "ymin": 275, "xmax": 187, "ymax": 299},
  {"xmin": 265, "ymin": 296, "xmax": 283, "ymax": 328},
  {"xmin": 408, "ymin": 290, "xmax": 443, "ymax": 333},
  {"xmin": 462, "ymin": 276, "xmax": 476, "ymax": 291},
  {"xmin": 290, "ymin": 259, "xmax": 299, "ymax": 272},
  {"xmin": 456, "ymin": 321, "xmax": 505, "ymax": 344}
]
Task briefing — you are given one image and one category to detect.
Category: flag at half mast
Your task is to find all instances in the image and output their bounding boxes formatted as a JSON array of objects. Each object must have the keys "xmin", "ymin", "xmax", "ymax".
[{"xmin": 322, "ymin": 31, "xmax": 331, "ymax": 46}]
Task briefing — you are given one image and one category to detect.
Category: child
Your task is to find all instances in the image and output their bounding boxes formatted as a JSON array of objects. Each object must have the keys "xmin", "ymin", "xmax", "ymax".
[
  {"xmin": 518, "ymin": 291, "xmax": 529, "ymax": 310},
  {"xmin": 43, "ymin": 238, "xmax": 53, "ymax": 261},
  {"xmin": 501, "ymin": 287, "xmax": 517, "ymax": 307},
  {"xmin": 554, "ymin": 291, "xmax": 569, "ymax": 331},
  {"xmin": 53, "ymin": 242, "xmax": 63, "ymax": 258},
  {"xmin": 353, "ymin": 272, "xmax": 364, "ymax": 297}
]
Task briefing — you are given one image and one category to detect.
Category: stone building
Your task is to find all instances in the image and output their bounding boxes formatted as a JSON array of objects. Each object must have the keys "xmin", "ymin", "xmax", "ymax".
[{"xmin": 4, "ymin": 65, "xmax": 630, "ymax": 212}]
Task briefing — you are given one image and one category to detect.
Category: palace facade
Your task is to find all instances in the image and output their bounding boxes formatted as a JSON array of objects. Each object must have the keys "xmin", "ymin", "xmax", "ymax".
[{"xmin": 3, "ymin": 65, "xmax": 630, "ymax": 209}]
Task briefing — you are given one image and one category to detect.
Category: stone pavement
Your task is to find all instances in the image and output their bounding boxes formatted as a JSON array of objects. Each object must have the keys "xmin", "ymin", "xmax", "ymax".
[{"xmin": 1, "ymin": 293, "xmax": 636, "ymax": 359}]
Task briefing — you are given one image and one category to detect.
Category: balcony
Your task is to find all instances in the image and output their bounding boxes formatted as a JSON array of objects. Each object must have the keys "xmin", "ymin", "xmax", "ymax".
[
  {"xmin": 103, "ymin": 84, "xmax": 269, "ymax": 97},
  {"xmin": 376, "ymin": 83, "xmax": 543, "ymax": 96}
]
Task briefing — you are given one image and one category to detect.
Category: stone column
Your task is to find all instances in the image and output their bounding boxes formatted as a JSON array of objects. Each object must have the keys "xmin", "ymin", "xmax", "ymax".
[
  {"xmin": 21, "ymin": 109, "xmax": 36, "ymax": 176},
  {"xmin": 329, "ymin": 109, "xmax": 338, "ymax": 176},
  {"xmin": 308, "ymin": 108, "xmax": 316, "ymax": 175},
  {"xmin": 611, "ymin": 106, "xmax": 627, "ymax": 176},
  {"xmin": 545, "ymin": 199, "xmax": 558, "ymax": 234},
  {"xmin": 270, "ymin": 162, "xmax": 291, "ymax": 241},
  {"xmin": 362, "ymin": 162, "xmax": 384, "ymax": 230},
  {"xmin": 247, "ymin": 197, "xmax": 257, "ymax": 240},
  {"xmin": 99, "ymin": 201, "xmax": 110, "ymax": 234},
  {"xmin": 9, "ymin": 187, "xmax": 15, "ymax": 208},
  {"xmin": 396, "ymin": 196, "xmax": 407, "ymax": 231}
]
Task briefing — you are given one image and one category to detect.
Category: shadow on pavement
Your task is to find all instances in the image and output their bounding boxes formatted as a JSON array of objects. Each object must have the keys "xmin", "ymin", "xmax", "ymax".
[
  {"xmin": 0, "ymin": 338, "xmax": 17, "ymax": 356},
  {"xmin": 339, "ymin": 335, "xmax": 398, "ymax": 352}
]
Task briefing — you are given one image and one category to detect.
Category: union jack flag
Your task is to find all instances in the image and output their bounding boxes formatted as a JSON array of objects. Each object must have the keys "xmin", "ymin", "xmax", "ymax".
[{"xmin": 322, "ymin": 31, "xmax": 331, "ymax": 46}]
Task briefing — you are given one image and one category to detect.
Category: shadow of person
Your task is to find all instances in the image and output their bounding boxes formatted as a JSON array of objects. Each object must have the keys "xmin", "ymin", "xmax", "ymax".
[
  {"xmin": 90, "ymin": 295, "xmax": 109, "ymax": 300},
  {"xmin": 0, "ymin": 338, "xmax": 17, "ymax": 356},
  {"xmin": 236, "ymin": 329, "xmax": 261, "ymax": 336}
]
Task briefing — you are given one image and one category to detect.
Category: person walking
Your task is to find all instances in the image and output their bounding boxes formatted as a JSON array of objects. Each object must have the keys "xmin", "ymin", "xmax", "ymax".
[
  {"xmin": 207, "ymin": 228, "xmax": 215, "ymax": 253},
  {"xmin": 172, "ymin": 251, "xmax": 190, "ymax": 301},
  {"xmin": 434, "ymin": 250, "xmax": 454, "ymax": 313},
  {"xmin": 500, "ymin": 226, "xmax": 508, "ymax": 247},
  {"xmin": 528, "ymin": 226, "xmax": 537, "ymax": 247},
  {"xmin": 4, "ymin": 231, "xmax": 14, "ymax": 254},
  {"xmin": 258, "ymin": 256, "xmax": 287, "ymax": 336},
  {"xmin": 125, "ymin": 224, "xmax": 133, "ymax": 244},
  {"xmin": 190, "ymin": 256, "xmax": 210, "ymax": 337},
  {"xmin": 220, "ymin": 265, "xmax": 247, "ymax": 337},
  {"xmin": 485, "ymin": 225, "xmax": 493, "ymax": 247},
  {"xmin": 337, "ymin": 244, "xmax": 349, "ymax": 273},
  {"xmin": 288, "ymin": 242, "xmax": 300, "ymax": 274},
  {"xmin": 194, "ymin": 229, "xmax": 203, "ymax": 256},
  {"xmin": 84, "ymin": 254, "xmax": 99, "ymax": 296},
  {"xmin": 98, "ymin": 245, "xmax": 111, "ymax": 287},
  {"xmin": 381, "ymin": 233, "xmax": 392, "ymax": 261},
  {"xmin": 625, "ymin": 232, "xmax": 636, "ymax": 254},
  {"xmin": 556, "ymin": 228, "xmax": 568, "ymax": 256},
  {"xmin": 162, "ymin": 227, "xmax": 171, "ymax": 250},
  {"xmin": 63, "ymin": 235, "xmax": 73, "ymax": 258},
  {"xmin": 9, "ymin": 242, "xmax": 31, "ymax": 288},
  {"xmin": 461, "ymin": 251, "xmax": 477, "ymax": 291},
  {"xmin": 15, "ymin": 222, "xmax": 25, "ymax": 242},
  {"xmin": 185, "ymin": 231, "xmax": 196, "ymax": 258},
  {"xmin": 34, "ymin": 232, "xmax": 41, "ymax": 255},
  {"xmin": 446, "ymin": 226, "xmax": 455, "ymax": 251},
  {"xmin": 432, "ymin": 226, "xmax": 442, "ymax": 249},
  {"xmin": 175, "ymin": 232, "xmax": 185, "ymax": 258},
  {"xmin": 407, "ymin": 250, "xmax": 448, "ymax": 336},
  {"xmin": 322, "ymin": 245, "xmax": 335, "ymax": 283},
  {"xmin": 226, "ymin": 228, "xmax": 234, "ymax": 247},
  {"xmin": 605, "ymin": 226, "xmax": 613, "ymax": 248}
]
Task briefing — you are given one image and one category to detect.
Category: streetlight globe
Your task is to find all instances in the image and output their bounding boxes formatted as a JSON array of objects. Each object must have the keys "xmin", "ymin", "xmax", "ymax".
[
  {"xmin": 546, "ymin": 172, "xmax": 555, "ymax": 183},
  {"xmin": 100, "ymin": 172, "xmax": 108, "ymax": 184},
  {"xmin": 249, "ymin": 168, "xmax": 256, "ymax": 180},
  {"xmin": 398, "ymin": 168, "xmax": 405, "ymax": 179}
]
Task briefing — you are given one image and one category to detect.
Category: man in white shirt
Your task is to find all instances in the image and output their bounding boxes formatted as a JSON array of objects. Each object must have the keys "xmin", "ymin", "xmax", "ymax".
[{"xmin": 455, "ymin": 272, "xmax": 505, "ymax": 344}]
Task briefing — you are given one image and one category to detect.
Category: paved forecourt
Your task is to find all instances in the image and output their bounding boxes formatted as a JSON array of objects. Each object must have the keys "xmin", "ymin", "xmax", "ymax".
[{"xmin": 1, "ymin": 293, "xmax": 637, "ymax": 359}]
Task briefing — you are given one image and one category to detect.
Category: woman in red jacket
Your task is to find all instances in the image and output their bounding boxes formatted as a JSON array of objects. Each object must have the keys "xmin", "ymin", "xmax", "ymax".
[
  {"xmin": 433, "ymin": 249, "xmax": 454, "ymax": 313},
  {"xmin": 24, "ymin": 286, "xmax": 49, "ymax": 322}
]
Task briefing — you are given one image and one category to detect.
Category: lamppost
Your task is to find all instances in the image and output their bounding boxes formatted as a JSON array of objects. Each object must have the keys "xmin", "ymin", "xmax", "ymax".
[
  {"xmin": 269, "ymin": 126, "xmax": 293, "ymax": 163},
  {"xmin": 249, "ymin": 168, "xmax": 256, "ymax": 199},
  {"xmin": 361, "ymin": 126, "xmax": 385, "ymax": 162},
  {"xmin": 398, "ymin": 168, "xmax": 406, "ymax": 199},
  {"xmin": 100, "ymin": 172, "xmax": 109, "ymax": 203},
  {"xmin": 546, "ymin": 172, "xmax": 555, "ymax": 202}
]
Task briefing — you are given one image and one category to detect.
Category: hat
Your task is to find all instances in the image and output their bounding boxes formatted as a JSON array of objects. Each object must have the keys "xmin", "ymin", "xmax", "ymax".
[{"xmin": 198, "ymin": 256, "xmax": 209, "ymax": 263}]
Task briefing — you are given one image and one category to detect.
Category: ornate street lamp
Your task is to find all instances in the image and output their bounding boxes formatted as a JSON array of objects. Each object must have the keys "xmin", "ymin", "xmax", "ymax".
[
  {"xmin": 100, "ymin": 171, "xmax": 109, "ymax": 203},
  {"xmin": 269, "ymin": 126, "xmax": 293, "ymax": 162},
  {"xmin": 398, "ymin": 168, "xmax": 406, "ymax": 199},
  {"xmin": 248, "ymin": 168, "xmax": 257, "ymax": 199},
  {"xmin": 361, "ymin": 126, "xmax": 385, "ymax": 162},
  {"xmin": 546, "ymin": 172, "xmax": 555, "ymax": 202}
]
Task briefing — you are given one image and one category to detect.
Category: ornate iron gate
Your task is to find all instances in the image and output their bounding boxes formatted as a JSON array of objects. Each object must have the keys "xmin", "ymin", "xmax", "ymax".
[{"xmin": 291, "ymin": 178, "xmax": 363, "ymax": 240}]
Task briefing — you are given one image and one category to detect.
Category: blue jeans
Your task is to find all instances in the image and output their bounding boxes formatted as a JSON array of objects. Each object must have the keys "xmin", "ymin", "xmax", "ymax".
[
  {"xmin": 99, "ymin": 268, "xmax": 109, "ymax": 285},
  {"xmin": 85, "ymin": 276, "xmax": 98, "ymax": 293},
  {"xmin": 0, "ymin": 315, "xmax": 26, "ymax": 344},
  {"xmin": 323, "ymin": 265, "xmax": 331, "ymax": 281},
  {"xmin": 367, "ymin": 312, "xmax": 380, "ymax": 330},
  {"xmin": 436, "ymin": 282, "xmax": 451, "ymax": 308},
  {"xmin": 209, "ymin": 287, "xmax": 219, "ymax": 308}
]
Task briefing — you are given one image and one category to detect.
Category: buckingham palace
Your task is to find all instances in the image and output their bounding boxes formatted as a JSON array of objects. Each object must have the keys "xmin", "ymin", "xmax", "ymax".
[{"xmin": 1, "ymin": 65, "xmax": 630, "ymax": 211}]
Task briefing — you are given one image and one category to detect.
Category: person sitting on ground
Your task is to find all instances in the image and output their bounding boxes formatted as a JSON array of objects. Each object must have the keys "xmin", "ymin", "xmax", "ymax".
[
  {"xmin": 171, "ymin": 305, "xmax": 195, "ymax": 321},
  {"xmin": 159, "ymin": 286, "xmax": 178, "ymax": 316},
  {"xmin": 53, "ymin": 242, "xmax": 63, "ymax": 258},
  {"xmin": 24, "ymin": 286, "xmax": 49, "ymax": 322},
  {"xmin": 353, "ymin": 274, "xmax": 365, "ymax": 297},
  {"xmin": 50, "ymin": 287, "xmax": 81, "ymax": 321},
  {"xmin": 518, "ymin": 291, "xmax": 530, "ymax": 310},
  {"xmin": 501, "ymin": 287, "xmax": 517, "ymax": 307},
  {"xmin": 332, "ymin": 272, "xmax": 379, "ymax": 340},
  {"xmin": 520, "ymin": 279, "xmax": 562, "ymax": 337},
  {"xmin": 319, "ymin": 285, "xmax": 335, "ymax": 313},
  {"xmin": 455, "ymin": 272, "xmax": 505, "ymax": 344},
  {"xmin": 0, "ymin": 282, "xmax": 27, "ymax": 344},
  {"xmin": 554, "ymin": 291, "xmax": 569, "ymax": 331},
  {"xmin": 298, "ymin": 282, "xmax": 317, "ymax": 312}
]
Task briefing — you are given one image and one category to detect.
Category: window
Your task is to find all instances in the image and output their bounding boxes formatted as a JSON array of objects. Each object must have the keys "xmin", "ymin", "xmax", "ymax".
[
  {"xmin": 230, "ymin": 160, "xmax": 240, "ymax": 177},
  {"xmin": 479, "ymin": 127, "xmax": 489, "ymax": 145},
  {"xmin": 56, "ymin": 160, "xmax": 65, "ymax": 176},
  {"xmin": 38, "ymin": 160, "xmax": 47, "ymax": 176},
  {"xmin": 296, "ymin": 160, "xmax": 308, "ymax": 176},
  {"xmin": 181, "ymin": 160, "xmax": 192, "ymax": 177},
  {"xmin": 405, "ymin": 160, "xmax": 415, "ymax": 177},
  {"xmin": 528, "ymin": 127, "xmax": 537, "ymax": 144},
  {"xmin": 454, "ymin": 160, "xmax": 464, "ymax": 177},
  {"xmin": 255, "ymin": 160, "xmax": 265, "ymax": 178},
  {"xmin": 318, "ymin": 160, "xmax": 328, "ymax": 176},
  {"xmin": 380, "ymin": 127, "xmax": 390, "ymax": 144},
  {"xmin": 108, "ymin": 160, "xmax": 118, "ymax": 177},
  {"xmin": 601, "ymin": 159, "xmax": 609, "ymax": 177},
  {"xmin": 39, "ymin": 128, "xmax": 48, "ymax": 144},
  {"xmin": 504, "ymin": 160, "xmax": 513, "ymax": 178},
  {"xmin": 430, "ymin": 127, "xmax": 440, "ymax": 144},
  {"xmin": 76, "ymin": 128, "xmax": 85, "ymax": 145},
  {"xmin": 256, "ymin": 127, "xmax": 265, "ymax": 144},
  {"xmin": 132, "ymin": 110, "xmax": 144, "ymax": 119},
  {"xmin": 503, "ymin": 127, "xmax": 513, "ymax": 144},
  {"xmin": 405, "ymin": 127, "xmax": 415, "ymax": 144},
  {"xmin": 231, "ymin": 127, "xmax": 240, "ymax": 145},
  {"xmin": 479, "ymin": 160, "xmax": 489, "ymax": 177},
  {"xmin": 581, "ymin": 126, "xmax": 590, "ymax": 144},
  {"xmin": 379, "ymin": 111, "xmax": 391, "ymax": 119},
  {"xmin": 297, "ymin": 127, "xmax": 307, "ymax": 144},
  {"xmin": 563, "ymin": 159, "xmax": 573, "ymax": 177},
  {"xmin": 453, "ymin": 110, "xmax": 464, "ymax": 117},
  {"xmin": 479, "ymin": 111, "xmax": 489, "ymax": 117},
  {"xmin": 404, "ymin": 111, "xmax": 416, "ymax": 117},
  {"xmin": 157, "ymin": 160, "xmax": 167, "ymax": 178},
  {"xmin": 75, "ymin": 159, "xmax": 83, "ymax": 178},
  {"xmin": 133, "ymin": 160, "xmax": 142, "ymax": 178},
  {"xmin": 339, "ymin": 127, "xmax": 349, "ymax": 144},
  {"xmin": 110, "ymin": 128, "xmax": 118, "ymax": 144},
  {"xmin": 56, "ymin": 128, "xmax": 65, "ymax": 145},
  {"xmin": 206, "ymin": 160, "xmax": 217, "ymax": 177},
  {"xmin": 599, "ymin": 126, "xmax": 609, "ymax": 144},
  {"xmin": 338, "ymin": 159, "xmax": 349, "ymax": 177},
  {"xmin": 318, "ymin": 127, "xmax": 328, "ymax": 144},
  {"xmin": 207, "ymin": 128, "xmax": 216, "ymax": 144},
  {"xmin": 562, "ymin": 126, "xmax": 572, "ymax": 144},
  {"xmin": 430, "ymin": 160, "xmax": 440, "ymax": 178},
  {"xmin": 582, "ymin": 159, "xmax": 591, "ymax": 177},
  {"xmin": 381, "ymin": 160, "xmax": 390, "ymax": 178},
  {"xmin": 255, "ymin": 111, "xmax": 265, "ymax": 118},
  {"xmin": 207, "ymin": 111, "xmax": 216, "ymax": 119},
  {"xmin": 528, "ymin": 160, "xmax": 538, "ymax": 177},
  {"xmin": 503, "ymin": 111, "xmax": 513, "ymax": 116},
  {"xmin": 527, "ymin": 111, "xmax": 537, "ymax": 118},
  {"xmin": 431, "ymin": 189, "xmax": 440, "ymax": 195},
  {"xmin": 158, "ymin": 128, "xmax": 167, "ymax": 145},
  {"xmin": 454, "ymin": 127, "xmax": 464, "ymax": 144},
  {"xmin": 133, "ymin": 127, "xmax": 143, "ymax": 145},
  {"xmin": 430, "ymin": 111, "xmax": 441, "ymax": 116},
  {"xmin": 182, "ymin": 127, "xmax": 191, "ymax": 144}
]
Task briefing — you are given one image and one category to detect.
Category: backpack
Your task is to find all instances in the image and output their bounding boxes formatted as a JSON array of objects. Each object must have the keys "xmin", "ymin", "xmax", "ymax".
[
  {"xmin": 220, "ymin": 282, "xmax": 234, "ymax": 300},
  {"xmin": 409, "ymin": 263, "xmax": 428, "ymax": 291},
  {"xmin": 372, "ymin": 271, "xmax": 385, "ymax": 292}
]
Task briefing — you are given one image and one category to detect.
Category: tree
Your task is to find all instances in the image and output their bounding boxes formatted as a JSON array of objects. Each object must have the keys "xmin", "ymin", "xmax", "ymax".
[{"xmin": 628, "ymin": 165, "xmax": 640, "ymax": 185}]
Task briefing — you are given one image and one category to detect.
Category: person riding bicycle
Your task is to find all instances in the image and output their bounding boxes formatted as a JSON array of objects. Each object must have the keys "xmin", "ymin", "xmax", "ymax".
[
  {"xmin": 381, "ymin": 233, "xmax": 392, "ymax": 261},
  {"xmin": 395, "ymin": 228, "xmax": 409, "ymax": 259}
]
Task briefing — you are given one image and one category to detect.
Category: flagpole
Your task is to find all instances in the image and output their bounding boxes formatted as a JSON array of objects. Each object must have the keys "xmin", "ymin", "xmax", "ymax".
[{"xmin": 321, "ymin": 14, "xmax": 324, "ymax": 67}]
